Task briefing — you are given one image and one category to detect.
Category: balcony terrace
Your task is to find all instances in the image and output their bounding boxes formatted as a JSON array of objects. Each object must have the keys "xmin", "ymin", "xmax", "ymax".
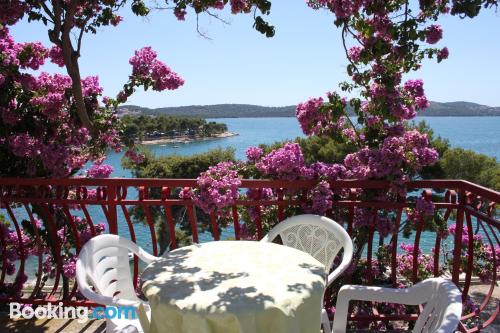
[{"xmin": 0, "ymin": 178, "xmax": 498, "ymax": 332}]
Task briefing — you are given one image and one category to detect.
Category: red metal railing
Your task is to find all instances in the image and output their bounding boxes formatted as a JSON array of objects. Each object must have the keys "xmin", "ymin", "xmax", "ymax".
[{"xmin": 0, "ymin": 178, "xmax": 498, "ymax": 332}]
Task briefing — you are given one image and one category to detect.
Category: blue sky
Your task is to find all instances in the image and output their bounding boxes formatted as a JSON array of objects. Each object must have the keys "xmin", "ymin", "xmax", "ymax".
[{"xmin": 10, "ymin": 1, "xmax": 500, "ymax": 108}]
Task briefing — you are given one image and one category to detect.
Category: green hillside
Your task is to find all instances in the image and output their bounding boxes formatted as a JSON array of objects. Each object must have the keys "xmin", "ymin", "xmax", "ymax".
[{"xmin": 118, "ymin": 101, "xmax": 500, "ymax": 118}]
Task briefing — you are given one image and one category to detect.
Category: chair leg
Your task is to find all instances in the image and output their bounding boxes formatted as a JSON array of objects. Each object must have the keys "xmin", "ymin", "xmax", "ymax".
[{"xmin": 321, "ymin": 308, "xmax": 331, "ymax": 333}]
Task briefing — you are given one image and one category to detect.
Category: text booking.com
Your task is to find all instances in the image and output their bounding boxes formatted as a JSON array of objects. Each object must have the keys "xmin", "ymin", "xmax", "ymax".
[{"xmin": 9, "ymin": 302, "xmax": 137, "ymax": 323}]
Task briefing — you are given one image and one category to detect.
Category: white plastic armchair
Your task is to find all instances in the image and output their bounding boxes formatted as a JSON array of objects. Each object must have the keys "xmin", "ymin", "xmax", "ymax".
[
  {"xmin": 261, "ymin": 214, "xmax": 353, "ymax": 332},
  {"xmin": 331, "ymin": 277, "xmax": 463, "ymax": 333},
  {"xmin": 76, "ymin": 234, "xmax": 159, "ymax": 333}
]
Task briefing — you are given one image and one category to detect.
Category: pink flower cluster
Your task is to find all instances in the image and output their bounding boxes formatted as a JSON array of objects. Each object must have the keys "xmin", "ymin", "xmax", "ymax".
[
  {"xmin": 347, "ymin": 46, "xmax": 363, "ymax": 62},
  {"xmin": 396, "ymin": 242, "xmax": 435, "ymax": 280},
  {"xmin": 245, "ymin": 146, "xmax": 264, "ymax": 161},
  {"xmin": 415, "ymin": 197, "xmax": 435, "ymax": 215},
  {"xmin": 1, "ymin": 28, "xmax": 20, "ymax": 67},
  {"xmin": 31, "ymin": 73, "xmax": 72, "ymax": 119},
  {"xmin": 1, "ymin": 103, "xmax": 19, "ymax": 125},
  {"xmin": 9, "ymin": 133, "xmax": 40, "ymax": 157},
  {"xmin": 301, "ymin": 180, "xmax": 333, "ymax": 214},
  {"xmin": 239, "ymin": 222, "xmax": 258, "ymax": 241},
  {"xmin": 174, "ymin": 7, "xmax": 187, "ymax": 20},
  {"xmin": 296, "ymin": 94, "xmax": 348, "ymax": 137},
  {"xmin": 110, "ymin": 15, "xmax": 123, "ymax": 27},
  {"xmin": 1, "ymin": 227, "xmax": 37, "ymax": 266},
  {"xmin": 255, "ymin": 142, "xmax": 305, "ymax": 180},
  {"xmin": 425, "ymin": 24, "xmax": 443, "ymax": 44},
  {"xmin": 448, "ymin": 223, "xmax": 483, "ymax": 246},
  {"xmin": 404, "ymin": 79, "xmax": 424, "ymax": 97},
  {"xmin": 124, "ymin": 149, "xmax": 145, "ymax": 164},
  {"xmin": 230, "ymin": 0, "xmax": 250, "ymax": 14},
  {"xmin": 87, "ymin": 163, "xmax": 114, "ymax": 178},
  {"xmin": 63, "ymin": 257, "xmax": 77, "ymax": 278},
  {"xmin": 0, "ymin": 0, "xmax": 26, "ymax": 25},
  {"xmin": 16, "ymin": 42, "xmax": 47, "ymax": 70},
  {"xmin": 403, "ymin": 79, "xmax": 430, "ymax": 110},
  {"xmin": 307, "ymin": 0, "xmax": 363, "ymax": 19},
  {"xmin": 241, "ymin": 143, "xmax": 350, "ymax": 218},
  {"xmin": 344, "ymin": 130, "xmax": 438, "ymax": 181},
  {"xmin": 346, "ymin": 258, "xmax": 383, "ymax": 285},
  {"xmin": 306, "ymin": 161, "xmax": 348, "ymax": 180},
  {"xmin": 353, "ymin": 208, "xmax": 395, "ymax": 238},
  {"xmin": 406, "ymin": 196, "xmax": 435, "ymax": 226},
  {"xmin": 129, "ymin": 46, "xmax": 184, "ymax": 92},
  {"xmin": 446, "ymin": 223, "xmax": 499, "ymax": 282},
  {"xmin": 482, "ymin": 245, "xmax": 500, "ymax": 281},
  {"xmin": 296, "ymin": 97, "xmax": 325, "ymax": 136},
  {"xmin": 244, "ymin": 187, "xmax": 275, "ymax": 222},
  {"xmin": 366, "ymin": 79, "xmax": 432, "ymax": 120},
  {"xmin": 127, "ymin": 48, "xmax": 164, "ymax": 76},
  {"xmin": 437, "ymin": 47, "xmax": 449, "ymax": 62},
  {"xmin": 184, "ymin": 161, "xmax": 242, "ymax": 215}
]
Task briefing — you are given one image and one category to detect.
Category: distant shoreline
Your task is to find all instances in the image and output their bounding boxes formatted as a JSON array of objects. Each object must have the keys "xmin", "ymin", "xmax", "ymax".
[
  {"xmin": 118, "ymin": 102, "xmax": 500, "ymax": 118},
  {"xmin": 139, "ymin": 131, "xmax": 238, "ymax": 145}
]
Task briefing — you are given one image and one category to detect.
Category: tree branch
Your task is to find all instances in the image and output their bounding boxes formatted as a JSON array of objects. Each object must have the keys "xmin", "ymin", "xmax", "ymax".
[
  {"xmin": 206, "ymin": 10, "xmax": 230, "ymax": 25},
  {"xmin": 342, "ymin": 25, "xmax": 361, "ymax": 75},
  {"xmin": 48, "ymin": 0, "xmax": 63, "ymax": 47},
  {"xmin": 196, "ymin": 14, "xmax": 212, "ymax": 40},
  {"xmin": 345, "ymin": 26, "xmax": 366, "ymax": 47},
  {"xmin": 40, "ymin": 2, "xmax": 56, "ymax": 22},
  {"xmin": 152, "ymin": 5, "xmax": 176, "ymax": 11},
  {"xmin": 76, "ymin": 16, "xmax": 91, "ymax": 55}
]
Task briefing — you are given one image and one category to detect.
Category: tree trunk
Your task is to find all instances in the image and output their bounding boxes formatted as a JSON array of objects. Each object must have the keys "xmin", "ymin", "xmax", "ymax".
[{"xmin": 60, "ymin": 29, "xmax": 94, "ymax": 130}]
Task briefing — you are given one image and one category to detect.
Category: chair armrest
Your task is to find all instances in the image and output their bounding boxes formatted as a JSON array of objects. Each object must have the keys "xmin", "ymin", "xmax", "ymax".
[
  {"xmin": 136, "ymin": 248, "xmax": 159, "ymax": 264},
  {"xmin": 326, "ymin": 244, "xmax": 353, "ymax": 286},
  {"xmin": 331, "ymin": 284, "xmax": 428, "ymax": 333},
  {"xmin": 326, "ymin": 232, "xmax": 353, "ymax": 286},
  {"xmin": 259, "ymin": 232, "xmax": 276, "ymax": 242},
  {"xmin": 79, "ymin": 282, "xmax": 144, "ymax": 307},
  {"xmin": 337, "ymin": 284, "xmax": 429, "ymax": 305}
]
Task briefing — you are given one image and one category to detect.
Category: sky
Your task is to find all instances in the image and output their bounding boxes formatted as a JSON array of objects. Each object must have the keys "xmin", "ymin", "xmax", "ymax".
[{"xmin": 10, "ymin": 1, "xmax": 500, "ymax": 108}]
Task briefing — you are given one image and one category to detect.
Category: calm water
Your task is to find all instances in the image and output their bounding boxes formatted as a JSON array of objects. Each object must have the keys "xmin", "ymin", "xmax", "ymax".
[
  {"xmin": 108, "ymin": 117, "xmax": 500, "ymax": 179},
  {"xmin": 12, "ymin": 117, "xmax": 500, "ymax": 279}
]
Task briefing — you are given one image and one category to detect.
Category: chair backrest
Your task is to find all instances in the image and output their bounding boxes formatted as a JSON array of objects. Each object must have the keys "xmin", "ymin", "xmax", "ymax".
[
  {"xmin": 261, "ymin": 214, "xmax": 353, "ymax": 285},
  {"xmin": 76, "ymin": 234, "xmax": 156, "ymax": 304},
  {"xmin": 412, "ymin": 278, "xmax": 463, "ymax": 333}
]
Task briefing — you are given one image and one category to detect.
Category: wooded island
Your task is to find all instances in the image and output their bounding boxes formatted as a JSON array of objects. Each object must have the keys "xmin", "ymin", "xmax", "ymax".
[{"xmin": 120, "ymin": 115, "xmax": 235, "ymax": 145}]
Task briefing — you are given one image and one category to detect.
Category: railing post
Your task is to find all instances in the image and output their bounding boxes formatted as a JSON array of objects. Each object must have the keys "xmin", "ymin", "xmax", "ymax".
[
  {"xmin": 452, "ymin": 188, "xmax": 466, "ymax": 285},
  {"xmin": 107, "ymin": 184, "xmax": 118, "ymax": 234}
]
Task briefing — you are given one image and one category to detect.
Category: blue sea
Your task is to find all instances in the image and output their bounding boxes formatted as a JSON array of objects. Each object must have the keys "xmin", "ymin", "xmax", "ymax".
[
  {"xmin": 107, "ymin": 117, "xmax": 500, "ymax": 179},
  {"xmin": 8, "ymin": 117, "xmax": 500, "ymax": 280}
]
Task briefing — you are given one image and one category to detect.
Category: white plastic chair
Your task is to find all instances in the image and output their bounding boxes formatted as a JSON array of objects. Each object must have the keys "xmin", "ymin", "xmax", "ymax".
[
  {"xmin": 261, "ymin": 214, "xmax": 354, "ymax": 332},
  {"xmin": 331, "ymin": 277, "xmax": 463, "ymax": 333},
  {"xmin": 76, "ymin": 234, "xmax": 159, "ymax": 333}
]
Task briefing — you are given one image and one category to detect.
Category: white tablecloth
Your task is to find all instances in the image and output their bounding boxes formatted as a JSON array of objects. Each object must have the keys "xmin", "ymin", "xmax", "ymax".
[{"xmin": 141, "ymin": 240, "xmax": 326, "ymax": 333}]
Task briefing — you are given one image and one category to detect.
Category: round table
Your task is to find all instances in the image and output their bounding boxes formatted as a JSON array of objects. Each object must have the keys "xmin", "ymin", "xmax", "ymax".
[{"xmin": 140, "ymin": 241, "xmax": 326, "ymax": 333}]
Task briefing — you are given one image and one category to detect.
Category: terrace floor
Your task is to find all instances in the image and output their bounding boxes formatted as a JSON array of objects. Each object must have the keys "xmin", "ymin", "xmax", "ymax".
[
  {"xmin": 0, "ymin": 315, "xmax": 106, "ymax": 333},
  {"xmin": 0, "ymin": 283, "xmax": 498, "ymax": 333}
]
